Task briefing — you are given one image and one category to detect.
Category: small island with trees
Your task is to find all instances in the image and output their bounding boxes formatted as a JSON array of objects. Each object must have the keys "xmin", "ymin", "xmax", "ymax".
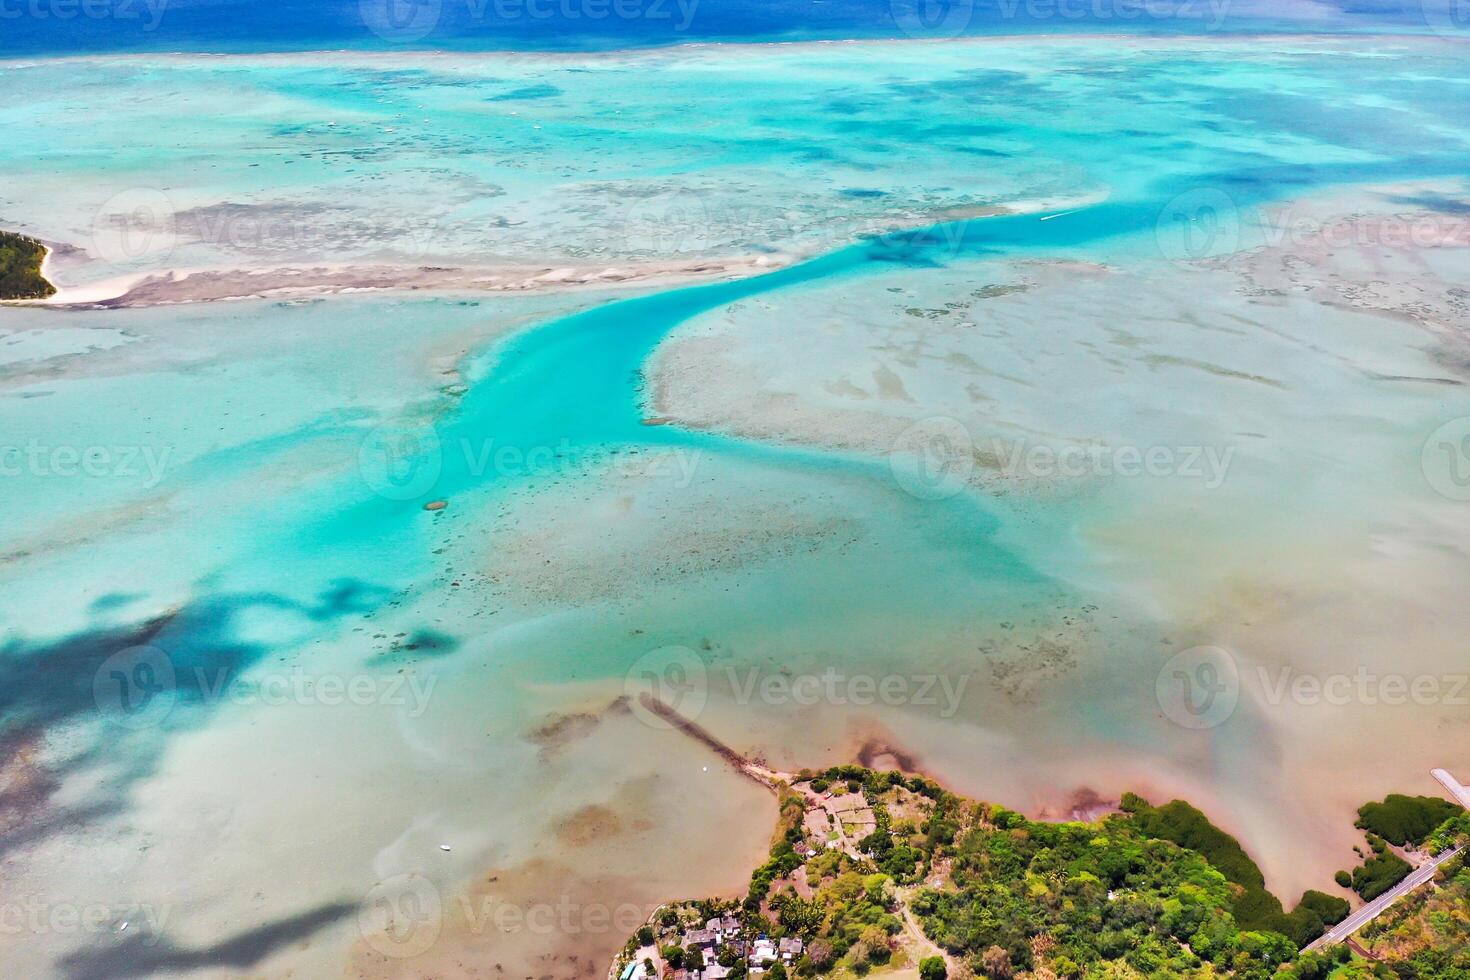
[
  {"xmin": 612, "ymin": 765, "xmax": 1469, "ymax": 980},
  {"xmin": 0, "ymin": 230, "xmax": 56, "ymax": 300}
]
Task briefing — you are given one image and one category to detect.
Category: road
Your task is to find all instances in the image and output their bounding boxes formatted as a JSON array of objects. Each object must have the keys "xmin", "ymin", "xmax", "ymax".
[
  {"xmin": 1304, "ymin": 845, "xmax": 1464, "ymax": 952},
  {"xmin": 895, "ymin": 889, "xmax": 959, "ymax": 976}
]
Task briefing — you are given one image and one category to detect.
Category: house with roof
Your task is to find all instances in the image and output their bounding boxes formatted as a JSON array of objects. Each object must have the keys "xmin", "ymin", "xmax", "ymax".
[
  {"xmin": 684, "ymin": 928, "xmax": 717, "ymax": 949},
  {"xmin": 750, "ymin": 938, "xmax": 777, "ymax": 966},
  {"xmin": 705, "ymin": 915, "xmax": 740, "ymax": 940}
]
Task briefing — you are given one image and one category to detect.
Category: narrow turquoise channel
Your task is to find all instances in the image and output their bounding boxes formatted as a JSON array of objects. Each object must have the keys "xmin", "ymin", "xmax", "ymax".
[{"xmin": 316, "ymin": 151, "xmax": 1470, "ymax": 550}]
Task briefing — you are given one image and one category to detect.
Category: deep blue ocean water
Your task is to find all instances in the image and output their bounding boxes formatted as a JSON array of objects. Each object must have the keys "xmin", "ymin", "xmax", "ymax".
[{"xmin": 0, "ymin": 0, "xmax": 1460, "ymax": 56}]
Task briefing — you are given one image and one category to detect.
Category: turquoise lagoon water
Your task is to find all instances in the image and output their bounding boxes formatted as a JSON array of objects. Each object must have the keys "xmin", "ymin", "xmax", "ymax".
[{"xmin": 2, "ymin": 35, "xmax": 1470, "ymax": 979}]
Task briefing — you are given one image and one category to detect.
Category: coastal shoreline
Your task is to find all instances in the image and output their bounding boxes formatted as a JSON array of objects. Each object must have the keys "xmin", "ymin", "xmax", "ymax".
[
  {"xmin": 34, "ymin": 254, "xmax": 793, "ymax": 309},
  {"xmin": 4, "ymin": 32, "xmax": 1469, "ymax": 980},
  {"xmin": 0, "ymin": 231, "xmax": 57, "ymax": 303},
  {"xmin": 608, "ymin": 699, "xmax": 1469, "ymax": 980},
  {"xmin": 10, "ymin": 197, "xmax": 1083, "ymax": 311}
]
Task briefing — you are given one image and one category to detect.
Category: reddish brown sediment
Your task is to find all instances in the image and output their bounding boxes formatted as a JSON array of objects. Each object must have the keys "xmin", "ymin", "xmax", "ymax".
[
  {"xmin": 0, "ymin": 728, "xmax": 56, "ymax": 838},
  {"xmin": 856, "ymin": 738, "xmax": 922, "ymax": 773}
]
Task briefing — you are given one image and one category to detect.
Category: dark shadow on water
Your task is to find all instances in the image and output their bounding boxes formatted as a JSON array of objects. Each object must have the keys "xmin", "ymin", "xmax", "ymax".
[
  {"xmin": 56, "ymin": 901, "xmax": 358, "ymax": 980},
  {"xmin": 87, "ymin": 592, "xmax": 146, "ymax": 614},
  {"xmin": 0, "ymin": 578, "xmax": 404, "ymax": 859},
  {"xmin": 1384, "ymin": 190, "xmax": 1470, "ymax": 216}
]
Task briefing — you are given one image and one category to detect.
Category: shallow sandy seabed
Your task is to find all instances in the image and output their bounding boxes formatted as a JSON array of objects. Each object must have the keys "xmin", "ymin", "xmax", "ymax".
[
  {"xmin": 2, "ymin": 36, "xmax": 1470, "ymax": 980},
  {"xmin": 645, "ymin": 180, "xmax": 1470, "ymax": 897}
]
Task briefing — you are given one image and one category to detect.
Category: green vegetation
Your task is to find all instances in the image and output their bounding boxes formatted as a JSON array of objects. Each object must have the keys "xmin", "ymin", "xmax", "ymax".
[
  {"xmin": 747, "ymin": 785, "xmax": 810, "ymax": 906},
  {"xmin": 1294, "ymin": 891, "xmax": 1349, "ymax": 929},
  {"xmin": 0, "ymin": 230, "xmax": 54, "ymax": 300},
  {"xmin": 1355, "ymin": 795, "xmax": 1462, "ymax": 848},
  {"xmin": 1340, "ymin": 835, "xmax": 1412, "ymax": 902},
  {"xmin": 1121, "ymin": 794, "xmax": 1343, "ymax": 946},
  {"xmin": 622, "ymin": 767, "xmax": 1469, "ymax": 980},
  {"xmin": 917, "ymin": 792, "xmax": 1302, "ymax": 977},
  {"xmin": 1333, "ymin": 804, "xmax": 1469, "ymax": 908},
  {"xmin": 1274, "ymin": 946, "xmax": 1353, "ymax": 980},
  {"xmin": 750, "ymin": 768, "xmax": 942, "ymax": 973},
  {"xmin": 1424, "ymin": 812, "xmax": 1470, "ymax": 855},
  {"xmin": 1350, "ymin": 851, "xmax": 1470, "ymax": 978}
]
